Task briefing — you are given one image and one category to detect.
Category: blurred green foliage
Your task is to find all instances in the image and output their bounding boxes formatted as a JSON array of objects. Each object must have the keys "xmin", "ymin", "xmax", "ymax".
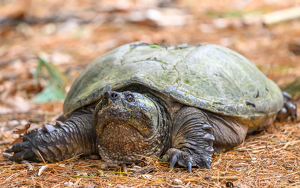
[
  {"xmin": 205, "ymin": 9, "xmax": 265, "ymax": 18},
  {"xmin": 32, "ymin": 57, "xmax": 67, "ymax": 103},
  {"xmin": 282, "ymin": 76, "xmax": 300, "ymax": 98}
]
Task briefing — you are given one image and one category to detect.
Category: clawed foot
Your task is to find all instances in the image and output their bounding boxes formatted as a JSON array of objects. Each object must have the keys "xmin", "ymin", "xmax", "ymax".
[
  {"xmin": 5, "ymin": 130, "xmax": 40, "ymax": 162},
  {"xmin": 6, "ymin": 121, "xmax": 65, "ymax": 162},
  {"xmin": 162, "ymin": 148, "xmax": 212, "ymax": 173},
  {"xmin": 277, "ymin": 92, "xmax": 297, "ymax": 122}
]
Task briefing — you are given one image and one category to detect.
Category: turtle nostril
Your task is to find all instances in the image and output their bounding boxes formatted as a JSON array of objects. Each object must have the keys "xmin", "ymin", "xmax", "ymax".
[
  {"xmin": 103, "ymin": 91, "xmax": 110, "ymax": 101},
  {"xmin": 110, "ymin": 92, "xmax": 119, "ymax": 100}
]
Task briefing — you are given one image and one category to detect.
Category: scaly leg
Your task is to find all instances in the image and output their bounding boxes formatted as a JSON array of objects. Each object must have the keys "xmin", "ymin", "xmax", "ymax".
[
  {"xmin": 6, "ymin": 112, "xmax": 97, "ymax": 162},
  {"xmin": 162, "ymin": 107, "xmax": 215, "ymax": 172},
  {"xmin": 162, "ymin": 107, "xmax": 248, "ymax": 172}
]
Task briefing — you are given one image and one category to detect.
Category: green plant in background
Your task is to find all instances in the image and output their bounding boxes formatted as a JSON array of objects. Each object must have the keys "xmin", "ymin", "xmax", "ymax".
[
  {"xmin": 32, "ymin": 57, "xmax": 67, "ymax": 103},
  {"xmin": 205, "ymin": 9, "xmax": 265, "ymax": 18},
  {"xmin": 282, "ymin": 76, "xmax": 300, "ymax": 99}
]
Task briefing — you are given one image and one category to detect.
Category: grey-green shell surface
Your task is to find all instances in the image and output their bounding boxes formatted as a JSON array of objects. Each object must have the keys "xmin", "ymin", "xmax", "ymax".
[{"xmin": 63, "ymin": 42, "xmax": 283, "ymax": 126}]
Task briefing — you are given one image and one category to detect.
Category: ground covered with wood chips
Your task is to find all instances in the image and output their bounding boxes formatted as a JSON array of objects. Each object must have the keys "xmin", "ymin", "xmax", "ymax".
[{"xmin": 1, "ymin": 0, "xmax": 300, "ymax": 187}]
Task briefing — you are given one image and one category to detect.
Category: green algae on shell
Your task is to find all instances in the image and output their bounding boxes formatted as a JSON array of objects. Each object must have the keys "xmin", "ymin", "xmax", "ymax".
[{"xmin": 63, "ymin": 42, "xmax": 283, "ymax": 127}]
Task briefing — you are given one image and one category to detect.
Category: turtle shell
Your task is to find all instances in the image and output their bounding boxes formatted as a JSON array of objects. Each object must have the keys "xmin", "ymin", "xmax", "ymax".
[{"xmin": 63, "ymin": 42, "xmax": 283, "ymax": 126}]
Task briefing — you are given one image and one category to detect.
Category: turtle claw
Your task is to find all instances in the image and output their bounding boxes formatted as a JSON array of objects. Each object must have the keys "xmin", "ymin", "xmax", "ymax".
[
  {"xmin": 164, "ymin": 148, "xmax": 211, "ymax": 173},
  {"xmin": 188, "ymin": 161, "xmax": 192, "ymax": 173},
  {"xmin": 5, "ymin": 141, "xmax": 38, "ymax": 162},
  {"xmin": 204, "ymin": 160, "xmax": 210, "ymax": 169},
  {"xmin": 170, "ymin": 154, "xmax": 178, "ymax": 169},
  {"xmin": 5, "ymin": 148, "xmax": 13, "ymax": 153}
]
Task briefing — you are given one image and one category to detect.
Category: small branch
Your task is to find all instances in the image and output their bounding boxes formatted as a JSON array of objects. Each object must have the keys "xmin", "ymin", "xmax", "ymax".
[
  {"xmin": 210, "ymin": 176, "xmax": 239, "ymax": 181},
  {"xmin": 1, "ymin": 152, "xmax": 33, "ymax": 171},
  {"xmin": 38, "ymin": 165, "xmax": 49, "ymax": 176},
  {"xmin": 184, "ymin": 176, "xmax": 239, "ymax": 182},
  {"xmin": 137, "ymin": 166, "xmax": 154, "ymax": 174},
  {"xmin": 263, "ymin": 6, "xmax": 300, "ymax": 25},
  {"xmin": 37, "ymin": 150, "xmax": 46, "ymax": 164}
]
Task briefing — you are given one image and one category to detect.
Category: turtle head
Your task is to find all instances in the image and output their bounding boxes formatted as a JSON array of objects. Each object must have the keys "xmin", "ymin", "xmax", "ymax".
[{"xmin": 94, "ymin": 91, "xmax": 167, "ymax": 163}]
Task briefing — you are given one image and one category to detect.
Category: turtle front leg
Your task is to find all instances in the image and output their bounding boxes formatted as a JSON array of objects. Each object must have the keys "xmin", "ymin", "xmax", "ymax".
[
  {"xmin": 162, "ymin": 107, "xmax": 215, "ymax": 172},
  {"xmin": 6, "ymin": 112, "xmax": 97, "ymax": 163},
  {"xmin": 163, "ymin": 107, "xmax": 248, "ymax": 172}
]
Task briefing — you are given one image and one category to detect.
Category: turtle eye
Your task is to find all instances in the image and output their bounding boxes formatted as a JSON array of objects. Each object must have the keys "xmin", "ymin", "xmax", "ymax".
[{"xmin": 126, "ymin": 94, "xmax": 134, "ymax": 102}]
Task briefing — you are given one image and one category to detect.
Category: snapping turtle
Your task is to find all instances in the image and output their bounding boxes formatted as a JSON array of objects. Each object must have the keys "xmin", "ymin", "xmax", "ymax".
[{"xmin": 7, "ymin": 42, "xmax": 297, "ymax": 172}]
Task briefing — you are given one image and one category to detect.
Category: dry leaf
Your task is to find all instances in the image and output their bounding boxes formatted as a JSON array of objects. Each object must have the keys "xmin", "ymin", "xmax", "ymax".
[{"xmin": 12, "ymin": 122, "xmax": 31, "ymax": 144}]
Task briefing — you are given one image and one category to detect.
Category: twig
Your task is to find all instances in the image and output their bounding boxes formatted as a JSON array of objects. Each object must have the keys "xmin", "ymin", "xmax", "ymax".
[
  {"xmin": 137, "ymin": 166, "xmax": 154, "ymax": 174},
  {"xmin": 184, "ymin": 176, "xmax": 239, "ymax": 182},
  {"xmin": 74, "ymin": 178, "xmax": 82, "ymax": 187},
  {"xmin": 234, "ymin": 140, "xmax": 300, "ymax": 151},
  {"xmin": 4, "ymin": 172, "xmax": 19, "ymax": 182},
  {"xmin": 37, "ymin": 150, "xmax": 46, "ymax": 164},
  {"xmin": 38, "ymin": 165, "xmax": 49, "ymax": 176},
  {"xmin": 63, "ymin": 153, "xmax": 82, "ymax": 162},
  {"xmin": 263, "ymin": 6, "xmax": 300, "ymax": 25},
  {"xmin": 280, "ymin": 171, "xmax": 300, "ymax": 177},
  {"xmin": 185, "ymin": 182, "xmax": 191, "ymax": 187},
  {"xmin": 245, "ymin": 148, "xmax": 254, "ymax": 161},
  {"xmin": 210, "ymin": 176, "xmax": 239, "ymax": 181}
]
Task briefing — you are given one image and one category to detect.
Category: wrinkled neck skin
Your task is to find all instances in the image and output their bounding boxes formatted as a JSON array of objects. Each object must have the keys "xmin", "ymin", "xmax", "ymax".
[{"xmin": 94, "ymin": 90, "xmax": 169, "ymax": 164}]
